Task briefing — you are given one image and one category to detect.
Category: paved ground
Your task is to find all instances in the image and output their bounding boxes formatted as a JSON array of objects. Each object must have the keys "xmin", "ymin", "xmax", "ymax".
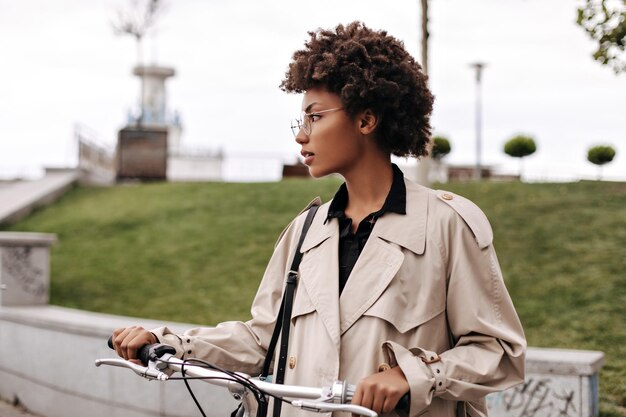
[
  {"xmin": 0, "ymin": 400, "xmax": 39, "ymax": 417},
  {"xmin": 0, "ymin": 170, "xmax": 78, "ymax": 225}
]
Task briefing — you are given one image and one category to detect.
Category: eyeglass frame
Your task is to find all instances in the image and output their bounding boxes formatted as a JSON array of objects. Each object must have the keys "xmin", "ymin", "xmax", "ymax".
[{"xmin": 290, "ymin": 107, "xmax": 344, "ymax": 137}]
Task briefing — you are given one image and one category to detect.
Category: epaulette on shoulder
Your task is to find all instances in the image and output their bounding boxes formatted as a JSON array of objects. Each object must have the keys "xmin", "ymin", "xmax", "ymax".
[
  {"xmin": 274, "ymin": 197, "xmax": 322, "ymax": 247},
  {"xmin": 435, "ymin": 190, "xmax": 493, "ymax": 249}
]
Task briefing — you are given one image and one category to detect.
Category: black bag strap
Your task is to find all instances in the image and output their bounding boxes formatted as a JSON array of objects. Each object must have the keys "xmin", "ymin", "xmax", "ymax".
[
  {"xmin": 258, "ymin": 205, "xmax": 319, "ymax": 417},
  {"xmin": 260, "ymin": 204, "xmax": 319, "ymax": 380}
]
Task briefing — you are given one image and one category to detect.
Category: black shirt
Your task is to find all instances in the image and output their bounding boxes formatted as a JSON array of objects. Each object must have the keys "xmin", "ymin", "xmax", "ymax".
[{"xmin": 325, "ymin": 164, "xmax": 407, "ymax": 294}]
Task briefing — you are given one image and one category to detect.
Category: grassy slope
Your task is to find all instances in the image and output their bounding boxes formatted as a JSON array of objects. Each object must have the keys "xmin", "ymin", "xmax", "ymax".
[
  {"xmin": 3, "ymin": 179, "xmax": 343, "ymax": 322},
  {"xmin": 3, "ymin": 179, "xmax": 625, "ymax": 415}
]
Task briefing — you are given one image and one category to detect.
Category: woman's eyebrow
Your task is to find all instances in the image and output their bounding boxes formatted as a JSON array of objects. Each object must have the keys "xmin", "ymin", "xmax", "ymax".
[{"xmin": 304, "ymin": 102, "xmax": 319, "ymax": 113}]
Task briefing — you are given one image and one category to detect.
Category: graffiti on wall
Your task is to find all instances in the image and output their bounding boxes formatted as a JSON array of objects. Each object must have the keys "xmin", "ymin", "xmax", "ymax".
[
  {"xmin": 488, "ymin": 377, "xmax": 579, "ymax": 417},
  {"xmin": 1, "ymin": 247, "xmax": 47, "ymax": 297}
]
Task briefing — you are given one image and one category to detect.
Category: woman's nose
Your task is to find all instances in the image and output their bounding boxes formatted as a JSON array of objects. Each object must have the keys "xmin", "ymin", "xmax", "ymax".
[{"xmin": 295, "ymin": 129, "xmax": 308, "ymax": 144}]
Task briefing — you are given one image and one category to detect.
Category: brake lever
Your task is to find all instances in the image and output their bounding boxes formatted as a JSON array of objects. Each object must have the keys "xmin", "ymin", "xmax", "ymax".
[
  {"xmin": 291, "ymin": 400, "xmax": 377, "ymax": 417},
  {"xmin": 95, "ymin": 358, "xmax": 169, "ymax": 381}
]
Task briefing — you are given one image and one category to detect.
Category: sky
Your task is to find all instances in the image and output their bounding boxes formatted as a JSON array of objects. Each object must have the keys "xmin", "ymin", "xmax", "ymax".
[{"xmin": 0, "ymin": 0, "xmax": 625, "ymax": 181}]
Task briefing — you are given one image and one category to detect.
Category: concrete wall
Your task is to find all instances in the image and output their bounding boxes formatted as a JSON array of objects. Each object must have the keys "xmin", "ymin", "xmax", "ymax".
[
  {"xmin": 487, "ymin": 348, "xmax": 604, "ymax": 417},
  {"xmin": 167, "ymin": 155, "xmax": 223, "ymax": 182},
  {"xmin": 0, "ymin": 303, "xmax": 606, "ymax": 417},
  {"xmin": 0, "ymin": 305, "xmax": 238, "ymax": 417}
]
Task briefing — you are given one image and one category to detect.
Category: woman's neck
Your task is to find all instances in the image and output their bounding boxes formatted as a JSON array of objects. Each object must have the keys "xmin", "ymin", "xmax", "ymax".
[{"xmin": 341, "ymin": 156, "xmax": 394, "ymax": 226}]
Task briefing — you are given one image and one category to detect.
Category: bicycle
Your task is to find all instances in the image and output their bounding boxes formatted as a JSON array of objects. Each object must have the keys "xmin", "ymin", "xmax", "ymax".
[{"xmin": 95, "ymin": 340, "xmax": 379, "ymax": 417}]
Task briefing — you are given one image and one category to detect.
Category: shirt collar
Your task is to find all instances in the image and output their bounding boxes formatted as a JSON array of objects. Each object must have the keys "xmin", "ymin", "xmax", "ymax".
[{"xmin": 325, "ymin": 163, "xmax": 407, "ymax": 223}]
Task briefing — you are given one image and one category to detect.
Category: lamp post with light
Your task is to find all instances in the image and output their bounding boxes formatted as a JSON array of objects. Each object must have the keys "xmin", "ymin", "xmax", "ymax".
[{"xmin": 469, "ymin": 62, "xmax": 486, "ymax": 180}]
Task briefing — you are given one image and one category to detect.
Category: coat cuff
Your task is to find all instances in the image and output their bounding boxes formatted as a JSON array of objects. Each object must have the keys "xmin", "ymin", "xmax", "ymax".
[
  {"xmin": 383, "ymin": 341, "xmax": 446, "ymax": 417},
  {"xmin": 151, "ymin": 326, "xmax": 186, "ymax": 358}
]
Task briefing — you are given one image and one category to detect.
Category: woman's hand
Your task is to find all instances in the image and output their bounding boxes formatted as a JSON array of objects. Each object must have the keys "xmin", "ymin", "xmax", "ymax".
[
  {"xmin": 111, "ymin": 326, "xmax": 157, "ymax": 364},
  {"xmin": 351, "ymin": 366, "xmax": 409, "ymax": 415}
]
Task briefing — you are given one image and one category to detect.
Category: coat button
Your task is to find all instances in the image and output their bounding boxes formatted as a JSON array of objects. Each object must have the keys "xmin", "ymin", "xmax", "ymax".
[
  {"xmin": 289, "ymin": 356, "xmax": 296, "ymax": 369},
  {"xmin": 442, "ymin": 193, "xmax": 454, "ymax": 200},
  {"xmin": 378, "ymin": 363, "xmax": 391, "ymax": 372}
]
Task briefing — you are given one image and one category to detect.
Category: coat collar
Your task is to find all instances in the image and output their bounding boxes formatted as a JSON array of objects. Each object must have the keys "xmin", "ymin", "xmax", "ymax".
[
  {"xmin": 371, "ymin": 179, "xmax": 428, "ymax": 255},
  {"xmin": 300, "ymin": 178, "xmax": 428, "ymax": 255},
  {"xmin": 300, "ymin": 202, "xmax": 335, "ymax": 253}
]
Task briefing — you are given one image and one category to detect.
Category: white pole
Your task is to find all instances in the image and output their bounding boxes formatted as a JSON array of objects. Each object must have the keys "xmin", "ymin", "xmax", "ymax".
[
  {"xmin": 416, "ymin": 0, "xmax": 431, "ymax": 186},
  {"xmin": 470, "ymin": 62, "xmax": 486, "ymax": 180}
]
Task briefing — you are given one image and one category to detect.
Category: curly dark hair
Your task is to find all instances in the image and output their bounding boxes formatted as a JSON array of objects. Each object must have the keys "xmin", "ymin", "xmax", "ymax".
[{"xmin": 280, "ymin": 21, "xmax": 434, "ymax": 158}]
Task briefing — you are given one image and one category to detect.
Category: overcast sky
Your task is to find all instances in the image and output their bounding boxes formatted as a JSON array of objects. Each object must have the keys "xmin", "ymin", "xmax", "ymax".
[{"xmin": 1, "ymin": 0, "xmax": 625, "ymax": 181}]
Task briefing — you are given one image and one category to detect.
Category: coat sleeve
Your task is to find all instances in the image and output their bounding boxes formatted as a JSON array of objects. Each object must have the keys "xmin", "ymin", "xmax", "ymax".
[
  {"xmin": 383, "ymin": 192, "xmax": 526, "ymax": 416},
  {"xmin": 151, "ymin": 212, "xmax": 307, "ymax": 375}
]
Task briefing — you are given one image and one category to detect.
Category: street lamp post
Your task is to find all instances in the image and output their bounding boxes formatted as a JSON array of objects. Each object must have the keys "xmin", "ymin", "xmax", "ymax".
[
  {"xmin": 469, "ymin": 62, "xmax": 486, "ymax": 180},
  {"xmin": 415, "ymin": 0, "xmax": 431, "ymax": 186}
]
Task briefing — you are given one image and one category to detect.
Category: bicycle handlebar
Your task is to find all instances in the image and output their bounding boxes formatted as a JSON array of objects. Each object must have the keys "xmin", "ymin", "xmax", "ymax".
[
  {"xmin": 97, "ymin": 340, "xmax": 379, "ymax": 417},
  {"xmin": 107, "ymin": 336, "xmax": 175, "ymax": 366}
]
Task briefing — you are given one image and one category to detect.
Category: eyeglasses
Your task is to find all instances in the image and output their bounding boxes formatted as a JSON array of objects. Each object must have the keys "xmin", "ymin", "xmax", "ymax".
[{"xmin": 290, "ymin": 107, "xmax": 344, "ymax": 137}]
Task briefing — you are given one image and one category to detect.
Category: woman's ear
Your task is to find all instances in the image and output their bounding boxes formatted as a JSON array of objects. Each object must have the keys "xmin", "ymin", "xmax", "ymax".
[{"xmin": 358, "ymin": 109, "xmax": 379, "ymax": 135}]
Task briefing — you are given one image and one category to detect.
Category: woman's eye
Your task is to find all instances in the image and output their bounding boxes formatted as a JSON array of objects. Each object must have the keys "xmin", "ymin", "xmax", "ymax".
[{"xmin": 308, "ymin": 114, "xmax": 321, "ymax": 122}]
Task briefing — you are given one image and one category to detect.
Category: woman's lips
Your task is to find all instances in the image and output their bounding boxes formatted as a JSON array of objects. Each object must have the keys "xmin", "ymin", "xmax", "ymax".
[{"xmin": 301, "ymin": 151, "xmax": 315, "ymax": 165}]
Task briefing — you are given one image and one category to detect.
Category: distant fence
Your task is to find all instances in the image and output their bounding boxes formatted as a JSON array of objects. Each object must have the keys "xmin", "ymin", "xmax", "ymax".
[{"xmin": 75, "ymin": 124, "xmax": 115, "ymax": 185}]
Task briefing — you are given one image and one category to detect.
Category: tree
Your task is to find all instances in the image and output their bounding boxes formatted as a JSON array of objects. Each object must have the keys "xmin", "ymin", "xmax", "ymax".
[
  {"xmin": 587, "ymin": 145, "xmax": 617, "ymax": 179},
  {"xmin": 431, "ymin": 136, "xmax": 451, "ymax": 160},
  {"xmin": 428, "ymin": 135, "xmax": 451, "ymax": 183},
  {"xmin": 112, "ymin": 0, "xmax": 165, "ymax": 66},
  {"xmin": 112, "ymin": 0, "xmax": 166, "ymax": 126},
  {"xmin": 576, "ymin": 0, "xmax": 626, "ymax": 74},
  {"xmin": 504, "ymin": 135, "xmax": 537, "ymax": 178}
]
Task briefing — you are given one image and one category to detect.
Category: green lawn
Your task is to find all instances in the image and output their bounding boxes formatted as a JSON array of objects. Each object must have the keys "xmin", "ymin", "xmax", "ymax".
[{"xmin": 3, "ymin": 179, "xmax": 625, "ymax": 416}]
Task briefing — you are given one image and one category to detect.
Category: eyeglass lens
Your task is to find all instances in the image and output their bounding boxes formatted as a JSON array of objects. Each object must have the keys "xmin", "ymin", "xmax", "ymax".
[{"xmin": 291, "ymin": 114, "xmax": 310, "ymax": 137}]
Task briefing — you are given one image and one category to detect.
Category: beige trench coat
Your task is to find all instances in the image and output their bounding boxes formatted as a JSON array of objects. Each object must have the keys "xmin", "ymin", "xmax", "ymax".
[{"xmin": 153, "ymin": 178, "xmax": 526, "ymax": 417}]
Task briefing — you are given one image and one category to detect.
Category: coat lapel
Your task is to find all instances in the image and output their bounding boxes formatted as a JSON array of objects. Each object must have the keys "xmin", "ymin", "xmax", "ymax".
[
  {"xmin": 298, "ymin": 203, "xmax": 341, "ymax": 349},
  {"xmin": 339, "ymin": 235, "xmax": 404, "ymax": 334},
  {"xmin": 296, "ymin": 179, "xmax": 430, "ymax": 342},
  {"xmin": 339, "ymin": 179, "xmax": 429, "ymax": 335}
]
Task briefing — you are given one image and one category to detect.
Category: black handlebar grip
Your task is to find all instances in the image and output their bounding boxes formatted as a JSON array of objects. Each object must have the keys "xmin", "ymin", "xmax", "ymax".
[
  {"xmin": 107, "ymin": 335, "xmax": 152, "ymax": 365},
  {"xmin": 395, "ymin": 393, "xmax": 410, "ymax": 416},
  {"xmin": 136, "ymin": 344, "xmax": 152, "ymax": 365},
  {"xmin": 107, "ymin": 335, "xmax": 175, "ymax": 366}
]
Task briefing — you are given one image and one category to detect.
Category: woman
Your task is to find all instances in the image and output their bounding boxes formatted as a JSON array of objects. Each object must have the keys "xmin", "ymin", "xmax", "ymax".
[{"xmin": 112, "ymin": 22, "xmax": 526, "ymax": 417}]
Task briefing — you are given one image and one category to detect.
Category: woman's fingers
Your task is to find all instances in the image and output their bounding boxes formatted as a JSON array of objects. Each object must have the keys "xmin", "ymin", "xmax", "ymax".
[
  {"xmin": 112, "ymin": 327, "xmax": 132, "ymax": 359},
  {"xmin": 111, "ymin": 326, "xmax": 155, "ymax": 360},
  {"xmin": 352, "ymin": 366, "xmax": 409, "ymax": 415}
]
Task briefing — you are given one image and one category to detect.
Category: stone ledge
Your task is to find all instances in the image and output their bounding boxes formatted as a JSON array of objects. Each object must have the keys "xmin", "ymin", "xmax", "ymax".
[
  {"xmin": 0, "ymin": 305, "xmax": 193, "ymax": 339},
  {"xmin": 525, "ymin": 346, "xmax": 604, "ymax": 376},
  {"xmin": 0, "ymin": 233, "xmax": 57, "ymax": 247}
]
